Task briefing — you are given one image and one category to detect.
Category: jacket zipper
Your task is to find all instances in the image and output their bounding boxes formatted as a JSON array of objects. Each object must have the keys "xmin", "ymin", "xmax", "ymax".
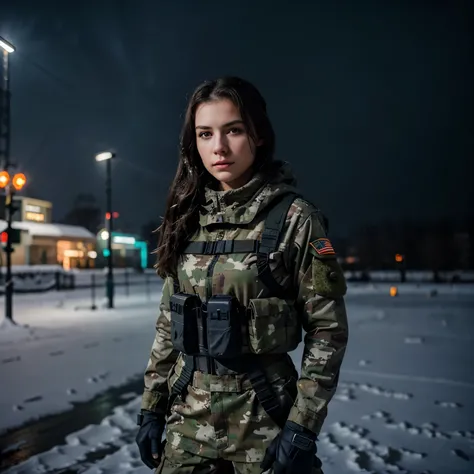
[
  {"xmin": 204, "ymin": 200, "xmax": 224, "ymax": 373},
  {"xmin": 206, "ymin": 197, "xmax": 225, "ymax": 299}
]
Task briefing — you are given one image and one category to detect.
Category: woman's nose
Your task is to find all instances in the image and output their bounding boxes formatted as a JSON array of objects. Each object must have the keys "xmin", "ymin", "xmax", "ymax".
[{"xmin": 213, "ymin": 134, "xmax": 229, "ymax": 155}]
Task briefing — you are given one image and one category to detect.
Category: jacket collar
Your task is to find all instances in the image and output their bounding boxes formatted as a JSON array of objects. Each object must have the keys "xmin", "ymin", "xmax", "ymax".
[{"xmin": 199, "ymin": 160, "xmax": 298, "ymax": 226}]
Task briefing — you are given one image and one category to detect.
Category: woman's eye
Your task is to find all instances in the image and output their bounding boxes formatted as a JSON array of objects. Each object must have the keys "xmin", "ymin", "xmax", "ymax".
[
  {"xmin": 198, "ymin": 131, "xmax": 211, "ymax": 138},
  {"xmin": 228, "ymin": 127, "xmax": 243, "ymax": 135}
]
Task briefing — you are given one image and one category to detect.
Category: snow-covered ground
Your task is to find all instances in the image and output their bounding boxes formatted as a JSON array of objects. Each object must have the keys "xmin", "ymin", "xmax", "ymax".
[
  {"xmin": 0, "ymin": 283, "xmax": 473, "ymax": 473},
  {"xmin": 0, "ymin": 286, "xmax": 161, "ymax": 434}
]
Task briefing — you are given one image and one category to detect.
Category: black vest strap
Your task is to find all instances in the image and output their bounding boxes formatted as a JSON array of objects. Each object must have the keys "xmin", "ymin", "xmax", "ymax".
[
  {"xmin": 170, "ymin": 354, "xmax": 194, "ymax": 402},
  {"xmin": 184, "ymin": 240, "xmax": 259, "ymax": 255},
  {"xmin": 256, "ymin": 193, "xmax": 297, "ymax": 299},
  {"xmin": 247, "ymin": 364, "xmax": 288, "ymax": 429}
]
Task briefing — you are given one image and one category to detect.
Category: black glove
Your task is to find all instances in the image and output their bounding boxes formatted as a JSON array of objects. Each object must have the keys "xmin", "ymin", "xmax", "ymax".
[
  {"xmin": 135, "ymin": 410, "xmax": 166, "ymax": 469},
  {"xmin": 260, "ymin": 421, "xmax": 319, "ymax": 474}
]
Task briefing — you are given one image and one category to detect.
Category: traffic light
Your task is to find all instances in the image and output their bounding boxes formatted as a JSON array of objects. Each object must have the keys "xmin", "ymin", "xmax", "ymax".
[
  {"xmin": 12, "ymin": 173, "xmax": 27, "ymax": 191},
  {"xmin": 0, "ymin": 171, "xmax": 27, "ymax": 191},
  {"xmin": 105, "ymin": 211, "xmax": 119, "ymax": 220},
  {"xmin": 0, "ymin": 171, "xmax": 10, "ymax": 188},
  {"xmin": 1, "ymin": 228, "xmax": 21, "ymax": 244}
]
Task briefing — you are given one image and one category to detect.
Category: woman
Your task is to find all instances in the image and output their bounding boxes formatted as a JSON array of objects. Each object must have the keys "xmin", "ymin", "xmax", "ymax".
[{"xmin": 136, "ymin": 77, "xmax": 348, "ymax": 474}]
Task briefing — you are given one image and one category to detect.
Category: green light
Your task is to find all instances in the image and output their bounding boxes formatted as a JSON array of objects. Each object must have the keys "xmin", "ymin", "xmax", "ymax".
[
  {"xmin": 134, "ymin": 240, "xmax": 148, "ymax": 269},
  {"xmin": 103, "ymin": 249, "xmax": 110, "ymax": 257}
]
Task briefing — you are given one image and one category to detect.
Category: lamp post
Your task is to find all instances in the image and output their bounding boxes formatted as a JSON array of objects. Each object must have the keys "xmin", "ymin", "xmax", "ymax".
[
  {"xmin": 0, "ymin": 36, "xmax": 19, "ymax": 323},
  {"xmin": 95, "ymin": 151, "xmax": 115, "ymax": 309}
]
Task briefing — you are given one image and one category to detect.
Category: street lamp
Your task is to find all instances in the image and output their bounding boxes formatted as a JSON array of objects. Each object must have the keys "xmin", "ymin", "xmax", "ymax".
[
  {"xmin": 95, "ymin": 151, "xmax": 116, "ymax": 309},
  {"xmin": 0, "ymin": 36, "xmax": 21, "ymax": 323},
  {"xmin": 0, "ymin": 38, "xmax": 15, "ymax": 54}
]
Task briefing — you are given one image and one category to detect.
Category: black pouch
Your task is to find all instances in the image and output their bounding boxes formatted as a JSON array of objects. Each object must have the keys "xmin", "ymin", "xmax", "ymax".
[
  {"xmin": 169, "ymin": 293, "xmax": 200, "ymax": 354},
  {"xmin": 206, "ymin": 295, "xmax": 242, "ymax": 358}
]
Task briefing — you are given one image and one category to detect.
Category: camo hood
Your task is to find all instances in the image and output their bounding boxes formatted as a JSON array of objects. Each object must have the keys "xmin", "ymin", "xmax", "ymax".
[{"xmin": 199, "ymin": 160, "xmax": 298, "ymax": 226}]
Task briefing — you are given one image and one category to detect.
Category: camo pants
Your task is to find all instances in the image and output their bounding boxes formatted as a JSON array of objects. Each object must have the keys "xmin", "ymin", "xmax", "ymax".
[
  {"xmin": 156, "ymin": 448, "xmax": 324, "ymax": 474},
  {"xmin": 159, "ymin": 359, "xmax": 324, "ymax": 474}
]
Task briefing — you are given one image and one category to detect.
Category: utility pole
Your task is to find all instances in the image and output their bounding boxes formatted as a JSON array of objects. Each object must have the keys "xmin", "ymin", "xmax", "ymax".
[
  {"xmin": 95, "ymin": 151, "xmax": 115, "ymax": 309},
  {"xmin": 106, "ymin": 157, "xmax": 114, "ymax": 309},
  {"xmin": 0, "ymin": 37, "xmax": 15, "ymax": 322}
]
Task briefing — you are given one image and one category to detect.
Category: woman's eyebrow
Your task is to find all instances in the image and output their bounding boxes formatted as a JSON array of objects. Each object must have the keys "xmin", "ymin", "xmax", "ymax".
[{"xmin": 195, "ymin": 119, "xmax": 244, "ymax": 130}]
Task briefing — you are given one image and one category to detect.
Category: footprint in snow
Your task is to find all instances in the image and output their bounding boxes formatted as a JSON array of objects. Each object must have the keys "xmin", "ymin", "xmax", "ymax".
[
  {"xmin": 83, "ymin": 342, "xmax": 99, "ymax": 349},
  {"xmin": 49, "ymin": 350, "xmax": 64, "ymax": 357},
  {"xmin": 87, "ymin": 372, "xmax": 109, "ymax": 383},
  {"xmin": 435, "ymin": 400, "xmax": 463, "ymax": 408},
  {"xmin": 98, "ymin": 372, "xmax": 109, "ymax": 380},
  {"xmin": 23, "ymin": 395, "xmax": 43, "ymax": 404},
  {"xmin": 2, "ymin": 356, "xmax": 21, "ymax": 364},
  {"xmin": 452, "ymin": 449, "xmax": 470, "ymax": 461}
]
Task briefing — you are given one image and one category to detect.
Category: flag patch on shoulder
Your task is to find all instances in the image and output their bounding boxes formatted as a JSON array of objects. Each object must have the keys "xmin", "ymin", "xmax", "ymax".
[{"xmin": 310, "ymin": 238, "xmax": 336, "ymax": 256}]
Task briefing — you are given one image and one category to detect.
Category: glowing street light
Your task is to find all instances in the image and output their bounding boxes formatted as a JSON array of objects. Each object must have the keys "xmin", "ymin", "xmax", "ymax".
[
  {"xmin": 95, "ymin": 151, "xmax": 116, "ymax": 308},
  {"xmin": 95, "ymin": 151, "xmax": 115, "ymax": 162},
  {"xmin": 0, "ymin": 37, "xmax": 15, "ymax": 54}
]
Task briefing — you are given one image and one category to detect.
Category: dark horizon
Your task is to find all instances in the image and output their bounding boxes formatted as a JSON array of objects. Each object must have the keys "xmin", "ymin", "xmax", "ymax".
[{"xmin": 0, "ymin": 0, "xmax": 472, "ymax": 239}]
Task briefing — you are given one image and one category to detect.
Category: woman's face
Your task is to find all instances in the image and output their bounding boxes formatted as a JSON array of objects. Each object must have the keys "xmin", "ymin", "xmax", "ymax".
[{"xmin": 195, "ymin": 99, "xmax": 261, "ymax": 191}]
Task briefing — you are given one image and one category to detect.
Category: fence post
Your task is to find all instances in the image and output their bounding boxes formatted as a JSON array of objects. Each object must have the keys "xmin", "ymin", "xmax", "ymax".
[
  {"xmin": 145, "ymin": 272, "xmax": 150, "ymax": 300},
  {"xmin": 91, "ymin": 273, "xmax": 97, "ymax": 310},
  {"xmin": 125, "ymin": 268, "xmax": 130, "ymax": 297}
]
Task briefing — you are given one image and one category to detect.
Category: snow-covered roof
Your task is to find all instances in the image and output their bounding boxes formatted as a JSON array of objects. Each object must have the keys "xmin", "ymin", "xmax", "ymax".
[{"xmin": 0, "ymin": 220, "xmax": 96, "ymax": 240}]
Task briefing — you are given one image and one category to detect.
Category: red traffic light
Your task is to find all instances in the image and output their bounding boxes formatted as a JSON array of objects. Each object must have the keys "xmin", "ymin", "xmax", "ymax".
[
  {"xmin": 1, "ymin": 232, "xmax": 7, "ymax": 244},
  {"xmin": 105, "ymin": 212, "xmax": 119, "ymax": 220}
]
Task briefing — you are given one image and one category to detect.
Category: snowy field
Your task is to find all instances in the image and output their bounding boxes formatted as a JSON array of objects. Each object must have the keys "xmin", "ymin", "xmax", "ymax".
[{"xmin": 0, "ymin": 282, "xmax": 473, "ymax": 473}]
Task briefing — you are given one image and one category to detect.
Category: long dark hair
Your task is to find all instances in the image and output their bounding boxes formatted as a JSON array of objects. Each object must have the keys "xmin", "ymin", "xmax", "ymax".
[{"xmin": 155, "ymin": 76, "xmax": 276, "ymax": 278}]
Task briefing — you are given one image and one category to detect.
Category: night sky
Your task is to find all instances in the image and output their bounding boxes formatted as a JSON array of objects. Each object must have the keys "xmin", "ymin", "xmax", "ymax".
[{"xmin": 0, "ymin": 0, "xmax": 472, "ymax": 238}]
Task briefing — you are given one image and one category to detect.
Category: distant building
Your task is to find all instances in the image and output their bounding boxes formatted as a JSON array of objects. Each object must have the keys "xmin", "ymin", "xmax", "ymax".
[
  {"xmin": 0, "ymin": 196, "xmax": 96, "ymax": 269},
  {"xmin": 95, "ymin": 229, "xmax": 148, "ymax": 270},
  {"xmin": 348, "ymin": 219, "xmax": 474, "ymax": 271}
]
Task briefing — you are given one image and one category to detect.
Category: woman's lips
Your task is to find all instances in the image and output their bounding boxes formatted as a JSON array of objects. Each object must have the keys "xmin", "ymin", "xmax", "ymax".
[{"xmin": 213, "ymin": 162, "xmax": 233, "ymax": 169}]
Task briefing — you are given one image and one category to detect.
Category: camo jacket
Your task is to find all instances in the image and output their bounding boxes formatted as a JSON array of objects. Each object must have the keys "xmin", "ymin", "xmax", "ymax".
[{"xmin": 141, "ymin": 161, "xmax": 348, "ymax": 462}]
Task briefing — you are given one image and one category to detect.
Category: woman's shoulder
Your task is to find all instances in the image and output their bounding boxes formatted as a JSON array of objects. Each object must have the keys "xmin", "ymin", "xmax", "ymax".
[{"xmin": 289, "ymin": 194, "xmax": 324, "ymax": 221}]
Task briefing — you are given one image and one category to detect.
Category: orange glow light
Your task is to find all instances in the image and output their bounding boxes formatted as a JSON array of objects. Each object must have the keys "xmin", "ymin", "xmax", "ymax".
[
  {"xmin": 12, "ymin": 173, "xmax": 27, "ymax": 191},
  {"xmin": 0, "ymin": 171, "xmax": 10, "ymax": 188}
]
